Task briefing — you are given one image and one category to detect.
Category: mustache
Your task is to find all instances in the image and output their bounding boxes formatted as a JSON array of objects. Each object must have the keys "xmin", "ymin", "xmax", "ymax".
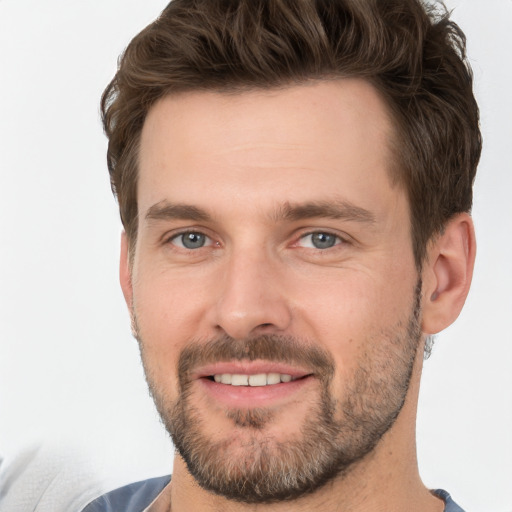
[{"xmin": 177, "ymin": 334, "xmax": 335, "ymax": 387}]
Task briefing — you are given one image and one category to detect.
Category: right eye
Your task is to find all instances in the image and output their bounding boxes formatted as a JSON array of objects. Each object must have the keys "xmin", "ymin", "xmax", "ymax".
[{"xmin": 169, "ymin": 231, "xmax": 212, "ymax": 250}]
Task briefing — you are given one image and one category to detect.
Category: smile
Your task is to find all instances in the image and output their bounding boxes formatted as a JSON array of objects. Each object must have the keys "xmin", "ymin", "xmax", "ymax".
[
  {"xmin": 211, "ymin": 373, "xmax": 297, "ymax": 386},
  {"xmin": 194, "ymin": 364, "xmax": 316, "ymax": 408}
]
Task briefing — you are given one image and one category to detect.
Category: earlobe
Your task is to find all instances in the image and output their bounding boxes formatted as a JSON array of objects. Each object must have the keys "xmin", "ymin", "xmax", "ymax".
[
  {"xmin": 120, "ymin": 231, "xmax": 134, "ymax": 310},
  {"xmin": 421, "ymin": 213, "xmax": 476, "ymax": 335}
]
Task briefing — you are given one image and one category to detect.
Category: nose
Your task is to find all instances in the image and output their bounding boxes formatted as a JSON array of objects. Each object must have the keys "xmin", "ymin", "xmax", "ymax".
[{"xmin": 211, "ymin": 249, "xmax": 293, "ymax": 340}]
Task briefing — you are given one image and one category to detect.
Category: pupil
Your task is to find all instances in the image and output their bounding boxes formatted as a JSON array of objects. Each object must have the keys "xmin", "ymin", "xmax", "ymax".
[
  {"xmin": 312, "ymin": 233, "xmax": 336, "ymax": 249},
  {"xmin": 183, "ymin": 233, "xmax": 205, "ymax": 249}
]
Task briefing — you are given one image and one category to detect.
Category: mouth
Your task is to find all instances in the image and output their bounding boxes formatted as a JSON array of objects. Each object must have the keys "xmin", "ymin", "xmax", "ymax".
[
  {"xmin": 192, "ymin": 362, "xmax": 315, "ymax": 408},
  {"xmin": 208, "ymin": 372, "xmax": 302, "ymax": 386},
  {"xmin": 194, "ymin": 361, "xmax": 312, "ymax": 384}
]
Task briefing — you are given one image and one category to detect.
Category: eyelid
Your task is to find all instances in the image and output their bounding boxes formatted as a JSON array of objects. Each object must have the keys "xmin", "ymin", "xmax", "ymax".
[
  {"xmin": 164, "ymin": 228, "xmax": 217, "ymax": 249},
  {"xmin": 293, "ymin": 229, "xmax": 349, "ymax": 249}
]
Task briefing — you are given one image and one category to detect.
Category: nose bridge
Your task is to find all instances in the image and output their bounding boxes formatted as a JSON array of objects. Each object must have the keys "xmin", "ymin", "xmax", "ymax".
[{"xmin": 213, "ymin": 242, "xmax": 291, "ymax": 340}]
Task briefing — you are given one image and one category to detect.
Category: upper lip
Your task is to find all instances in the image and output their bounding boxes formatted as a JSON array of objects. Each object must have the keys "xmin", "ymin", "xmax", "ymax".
[{"xmin": 191, "ymin": 361, "xmax": 313, "ymax": 380}]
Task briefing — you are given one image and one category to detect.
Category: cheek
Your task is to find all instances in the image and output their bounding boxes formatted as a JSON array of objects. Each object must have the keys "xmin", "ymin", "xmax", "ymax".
[
  {"xmin": 134, "ymin": 262, "xmax": 211, "ymax": 334},
  {"xmin": 130, "ymin": 270, "xmax": 207, "ymax": 391},
  {"xmin": 291, "ymin": 268, "xmax": 418, "ymax": 365},
  {"xmin": 295, "ymin": 270, "xmax": 410, "ymax": 326}
]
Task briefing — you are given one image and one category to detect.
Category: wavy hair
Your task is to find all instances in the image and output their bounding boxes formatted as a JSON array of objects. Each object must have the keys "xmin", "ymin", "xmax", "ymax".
[{"xmin": 101, "ymin": 0, "xmax": 481, "ymax": 266}]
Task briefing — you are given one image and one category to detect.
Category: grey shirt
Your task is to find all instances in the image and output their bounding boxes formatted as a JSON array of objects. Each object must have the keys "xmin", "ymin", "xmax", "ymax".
[{"xmin": 81, "ymin": 475, "xmax": 466, "ymax": 512}]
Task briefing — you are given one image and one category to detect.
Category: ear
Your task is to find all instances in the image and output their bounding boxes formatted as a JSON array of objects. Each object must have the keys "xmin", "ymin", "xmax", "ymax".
[
  {"xmin": 120, "ymin": 231, "xmax": 134, "ymax": 310},
  {"xmin": 421, "ymin": 213, "xmax": 476, "ymax": 335}
]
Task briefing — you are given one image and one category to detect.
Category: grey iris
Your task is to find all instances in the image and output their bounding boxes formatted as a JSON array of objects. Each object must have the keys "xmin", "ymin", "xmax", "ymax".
[
  {"xmin": 311, "ymin": 233, "xmax": 337, "ymax": 249},
  {"xmin": 182, "ymin": 233, "xmax": 206, "ymax": 249}
]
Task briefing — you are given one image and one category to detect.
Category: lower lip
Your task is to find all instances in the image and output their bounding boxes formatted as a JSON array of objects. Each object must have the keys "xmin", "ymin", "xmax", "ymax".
[{"xmin": 199, "ymin": 376, "xmax": 314, "ymax": 408}]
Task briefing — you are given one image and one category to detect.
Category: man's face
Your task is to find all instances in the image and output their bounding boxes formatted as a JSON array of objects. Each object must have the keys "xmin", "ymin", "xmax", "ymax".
[{"xmin": 126, "ymin": 80, "xmax": 423, "ymax": 502}]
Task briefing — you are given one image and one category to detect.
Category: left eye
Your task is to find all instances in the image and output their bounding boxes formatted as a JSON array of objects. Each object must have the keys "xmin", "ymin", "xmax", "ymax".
[
  {"xmin": 170, "ymin": 232, "xmax": 212, "ymax": 250},
  {"xmin": 298, "ymin": 232, "xmax": 341, "ymax": 249}
]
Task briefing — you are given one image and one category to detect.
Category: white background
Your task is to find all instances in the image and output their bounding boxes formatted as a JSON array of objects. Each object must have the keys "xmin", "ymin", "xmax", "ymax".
[{"xmin": 0, "ymin": 1, "xmax": 511, "ymax": 511}]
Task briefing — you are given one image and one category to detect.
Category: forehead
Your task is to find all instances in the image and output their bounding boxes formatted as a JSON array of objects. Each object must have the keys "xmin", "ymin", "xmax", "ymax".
[{"xmin": 138, "ymin": 79, "xmax": 401, "ymax": 220}]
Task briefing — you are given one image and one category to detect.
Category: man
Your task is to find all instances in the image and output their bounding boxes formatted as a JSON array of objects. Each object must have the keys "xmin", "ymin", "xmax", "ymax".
[{"xmin": 83, "ymin": 0, "xmax": 480, "ymax": 510}]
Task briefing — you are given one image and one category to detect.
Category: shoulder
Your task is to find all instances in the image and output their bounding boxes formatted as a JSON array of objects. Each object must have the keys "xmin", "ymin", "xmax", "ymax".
[
  {"xmin": 81, "ymin": 475, "xmax": 171, "ymax": 512},
  {"xmin": 433, "ymin": 489, "xmax": 466, "ymax": 512},
  {"xmin": 82, "ymin": 481, "xmax": 464, "ymax": 512}
]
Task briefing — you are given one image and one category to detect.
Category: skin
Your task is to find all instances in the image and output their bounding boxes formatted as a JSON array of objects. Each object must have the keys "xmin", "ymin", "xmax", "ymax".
[{"xmin": 120, "ymin": 79, "xmax": 476, "ymax": 511}]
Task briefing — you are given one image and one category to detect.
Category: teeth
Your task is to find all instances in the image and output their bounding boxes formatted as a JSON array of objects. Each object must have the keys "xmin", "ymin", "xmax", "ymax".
[
  {"xmin": 248, "ymin": 374, "xmax": 267, "ymax": 386},
  {"xmin": 231, "ymin": 374, "xmax": 249, "ymax": 386},
  {"xmin": 266, "ymin": 373, "xmax": 281, "ymax": 385},
  {"xmin": 220, "ymin": 374, "xmax": 232, "ymax": 385},
  {"xmin": 212, "ymin": 373, "xmax": 296, "ymax": 387}
]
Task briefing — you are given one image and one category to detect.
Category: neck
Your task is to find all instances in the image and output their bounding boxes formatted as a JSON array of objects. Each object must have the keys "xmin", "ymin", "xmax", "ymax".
[{"xmin": 168, "ymin": 444, "xmax": 442, "ymax": 512}]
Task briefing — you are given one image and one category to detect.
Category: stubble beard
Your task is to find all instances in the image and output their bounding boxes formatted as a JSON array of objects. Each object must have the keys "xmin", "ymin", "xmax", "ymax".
[{"xmin": 135, "ymin": 280, "xmax": 423, "ymax": 504}]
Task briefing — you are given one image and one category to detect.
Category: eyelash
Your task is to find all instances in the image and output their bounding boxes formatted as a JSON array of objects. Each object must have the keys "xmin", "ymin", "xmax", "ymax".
[
  {"xmin": 164, "ymin": 229, "xmax": 348, "ymax": 252},
  {"xmin": 295, "ymin": 230, "xmax": 347, "ymax": 250},
  {"xmin": 165, "ymin": 230, "xmax": 215, "ymax": 250}
]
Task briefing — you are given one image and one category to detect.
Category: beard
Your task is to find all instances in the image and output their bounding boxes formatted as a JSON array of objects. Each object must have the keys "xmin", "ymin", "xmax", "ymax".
[{"xmin": 135, "ymin": 280, "xmax": 423, "ymax": 504}]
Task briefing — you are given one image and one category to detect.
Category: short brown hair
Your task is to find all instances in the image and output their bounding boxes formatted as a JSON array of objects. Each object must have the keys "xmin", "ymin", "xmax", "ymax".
[{"xmin": 101, "ymin": 0, "xmax": 481, "ymax": 266}]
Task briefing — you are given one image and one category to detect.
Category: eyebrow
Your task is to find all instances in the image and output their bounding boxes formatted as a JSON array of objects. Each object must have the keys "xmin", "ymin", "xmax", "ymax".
[
  {"xmin": 144, "ymin": 199, "xmax": 376, "ymax": 225},
  {"xmin": 145, "ymin": 201, "xmax": 213, "ymax": 223},
  {"xmin": 275, "ymin": 200, "xmax": 376, "ymax": 224}
]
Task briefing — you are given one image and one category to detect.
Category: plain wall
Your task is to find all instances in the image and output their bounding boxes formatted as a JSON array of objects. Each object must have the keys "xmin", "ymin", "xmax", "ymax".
[{"xmin": 0, "ymin": 1, "xmax": 511, "ymax": 510}]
